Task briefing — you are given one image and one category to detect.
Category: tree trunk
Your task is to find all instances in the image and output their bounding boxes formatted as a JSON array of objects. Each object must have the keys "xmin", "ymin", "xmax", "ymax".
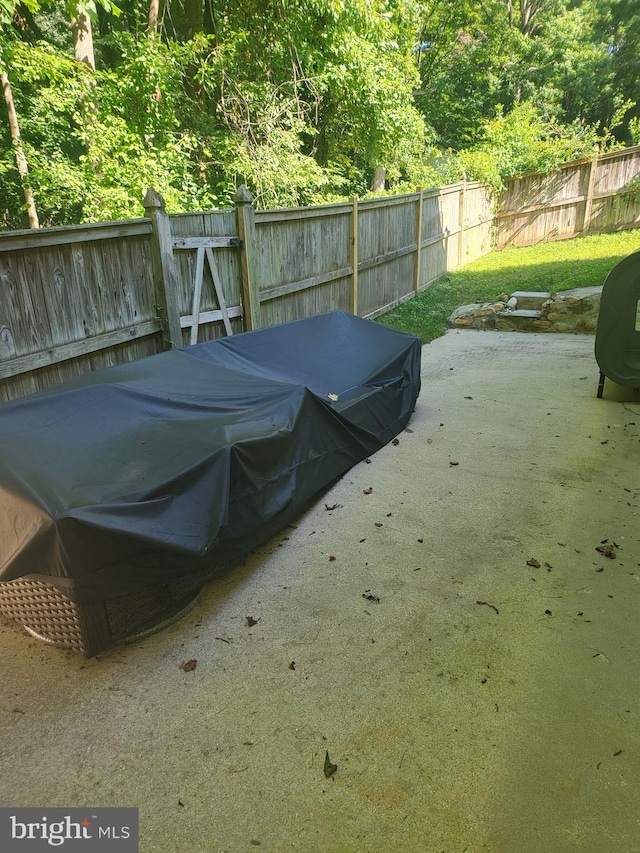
[
  {"xmin": 1, "ymin": 71, "xmax": 39, "ymax": 229},
  {"xmin": 370, "ymin": 167, "xmax": 386, "ymax": 192},
  {"xmin": 72, "ymin": 5, "xmax": 96, "ymax": 70},
  {"xmin": 70, "ymin": 4, "xmax": 102, "ymax": 181},
  {"xmin": 148, "ymin": 0, "xmax": 160, "ymax": 34},
  {"xmin": 184, "ymin": 0, "xmax": 203, "ymax": 41}
]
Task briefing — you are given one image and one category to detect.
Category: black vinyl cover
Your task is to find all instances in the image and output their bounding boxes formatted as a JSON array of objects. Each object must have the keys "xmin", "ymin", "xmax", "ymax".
[
  {"xmin": 595, "ymin": 248, "xmax": 640, "ymax": 387},
  {"xmin": 0, "ymin": 312, "xmax": 421, "ymax": 603}
]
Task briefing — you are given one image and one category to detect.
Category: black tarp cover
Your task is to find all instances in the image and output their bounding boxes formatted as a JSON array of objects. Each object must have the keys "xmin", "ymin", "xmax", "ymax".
[{"xmin": 0, "ymin": 311, "xmax": 421, "ymax": 602}]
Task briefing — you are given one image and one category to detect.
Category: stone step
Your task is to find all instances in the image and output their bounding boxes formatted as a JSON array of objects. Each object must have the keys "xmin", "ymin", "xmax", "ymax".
[
  {"xmin": 510, "ymin": 291, "xmax": 550, "ymax": 310},
  {"xmin": 496, "ymin": 309, "xmax": 542, "ymax": 331},
  {"xmin": 500, "ymin": 309, "xmax": 541, "ymax": 319}
]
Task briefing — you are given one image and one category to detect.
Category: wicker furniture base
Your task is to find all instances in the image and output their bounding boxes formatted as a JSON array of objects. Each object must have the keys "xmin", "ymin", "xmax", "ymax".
[{"xmin": 0, "ymin": 574, "xmax": 206, "ymax": 656}]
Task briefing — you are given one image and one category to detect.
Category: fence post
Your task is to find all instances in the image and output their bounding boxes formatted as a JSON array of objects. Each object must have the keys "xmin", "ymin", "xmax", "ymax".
[
  {"xmin": 457, "ymin": 176, "xmax": 466, "ymax": 268},
  {"xmin": 582, "ymin": 157, "xmax": 597, "ymax": 233},
  {"xmin": 143, "ymin": 188, "xmax": 182, "ymax": 349},
  {"xmin": 350, "ymin": 197, "xmax": 359, "ymax": 315},
  {"xmin": 414, "ymin": 187, "xmax": 423, "ymax": 292},
  {"xmin": 235, "ymin": 186, "xmax": 262, "ymax": 330}
]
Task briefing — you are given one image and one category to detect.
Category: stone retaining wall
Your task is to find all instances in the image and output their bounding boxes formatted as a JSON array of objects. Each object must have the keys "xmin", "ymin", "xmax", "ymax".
[{"xmin": 448, "ymin": 286, "xmax": 602, "ymax": 333}]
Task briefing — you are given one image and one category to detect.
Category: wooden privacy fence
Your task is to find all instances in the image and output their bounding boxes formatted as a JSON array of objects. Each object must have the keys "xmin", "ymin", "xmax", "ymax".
[
  {"xmin": 2, "ymin": 142, "xmax": 639, "ymax": 404},
  {"xmin": 0, "ymin": 180, "xmax": 492, "ymax": 403},
  {"xmin": 495, "ymin": 145, "xmax": 640, "ymax": 248}
]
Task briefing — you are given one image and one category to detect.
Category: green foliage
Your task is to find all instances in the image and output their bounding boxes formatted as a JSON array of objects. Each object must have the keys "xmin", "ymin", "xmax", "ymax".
[
  {"xmin": 0, "ymin": 0, "xmax": 39, "ymax": 25},
  {"xmin": 455, "ymin": 102, "xmax": 618, "ymax": 195},
  {"xmin": 416, "ymin": 0, "xmax": 637, "ymax": 151},
  {"xmin": 0, "ymin": 0, "xmax": 638, "ymax": 227}
]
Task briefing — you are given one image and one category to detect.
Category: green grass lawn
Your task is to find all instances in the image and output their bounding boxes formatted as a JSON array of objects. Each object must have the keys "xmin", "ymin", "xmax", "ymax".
[{"xmin": 376, "ymin": 229, "xmax": 640, "ymax": 343}]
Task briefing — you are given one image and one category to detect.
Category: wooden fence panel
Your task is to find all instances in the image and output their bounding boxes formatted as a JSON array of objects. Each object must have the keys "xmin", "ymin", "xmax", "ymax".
[
  {"xmin": 255, "ymin": 204, "xmax": 353, "ymax": 328},
  {"xmin": 0, "ymin": 223, "xmax": 163, "ymax": 404},
  {"xmin": 589, "ymin": 193, "xmax": 640, "ymax": 233},
  {"xmin": 495, "ymin": 146, "xmax": 640, "ymax": 247},
  {"xmin": 356, "ymin": 194, "xmax": 417, "ymax": 317},
  {"xmin": 461, "ymin": 184, "xmax": 494, "ymax": 264},
  {"xmin": 417, "ymin": 188, "xmax": 448, "ymax": 290}
]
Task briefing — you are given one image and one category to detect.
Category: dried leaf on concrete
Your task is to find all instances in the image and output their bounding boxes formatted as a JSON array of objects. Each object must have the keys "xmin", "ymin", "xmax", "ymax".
[
  {"xmin": 324, "ymin": 751, "xmax": 338, "ymax": 778},
  {"xmin": 596, "ymin": 543, "xmax": 616, "ymax": 559}
]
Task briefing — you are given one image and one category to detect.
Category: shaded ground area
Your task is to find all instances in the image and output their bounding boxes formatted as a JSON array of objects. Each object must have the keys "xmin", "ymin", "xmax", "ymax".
[{"xmin": 1, "ymin": 330, "xmax": 640, "ymax": 852}]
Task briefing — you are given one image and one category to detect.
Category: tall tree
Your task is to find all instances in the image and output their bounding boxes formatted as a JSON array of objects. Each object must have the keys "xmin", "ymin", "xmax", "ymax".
[
  {"xmin": 1, "ymin": 68, "xmax": 38, "ymax": 226},
  {"xmin": 610, "ymin": 0, "xmax": 640, "ymax": 141},
  {"xmin": 0, "ymin": 0, "xmax": 41, "ymax": 227}
]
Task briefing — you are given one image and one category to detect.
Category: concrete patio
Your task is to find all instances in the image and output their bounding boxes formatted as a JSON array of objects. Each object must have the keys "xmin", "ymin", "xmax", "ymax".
[{"xmin": 1, "ymin": 328, "xmax": 639, "ymax": 852}]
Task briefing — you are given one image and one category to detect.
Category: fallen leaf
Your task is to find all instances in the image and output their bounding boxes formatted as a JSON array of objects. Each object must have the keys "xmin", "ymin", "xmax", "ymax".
[
  {"xmin": 449, "ymin": 461, "xmax": 459, "ymax": 466},
  {"xmin": 329, "ymin": 555, "xmax": 336, "ymax": 561},
  {"xmin": 404, "ymin": 428, "xmax": 414, "ymax": 433},
  {"xmin": 289, "ymin": 661, "xmax": 296, "ymax": 670},
  {"xmin": 246, "ymin": 616, "xmax": 258, "ymax": 627},
  {"xmin": 464, "ymin": 396, "xmax": 473, "ymax": 400},
  {"xmin": 324, "ymin": 503, "xmax": 341, "ymax": 511},
  {"xmin": 328, "ymin": 393, "xmax": 339, "ymax": 401},
  {"xmin": 527, "ymin": 558, "xmax": 541, "ymax": 568},
  {"xmin": 596, "ymin": 543, "xmax": 616, "ymax": 559},
  {"xmin": 324, "ymin": 751, "xmax": 338, "ymax": 778},
  {"xmin": 180, "ymin": 659, "xmax": 197, "ymax": 672}
]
